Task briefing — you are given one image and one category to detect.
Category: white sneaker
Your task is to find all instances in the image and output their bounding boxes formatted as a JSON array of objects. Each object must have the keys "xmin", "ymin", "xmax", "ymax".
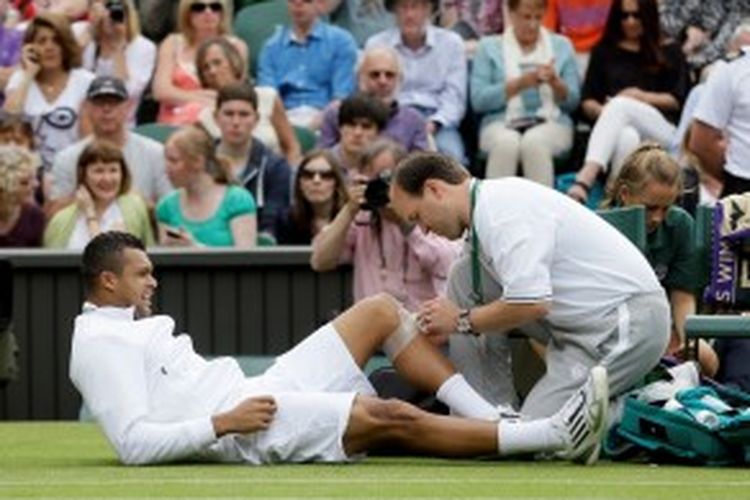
[{"xmin": 555, "ymin": 365, "xmax": 609, "ymax": 465}]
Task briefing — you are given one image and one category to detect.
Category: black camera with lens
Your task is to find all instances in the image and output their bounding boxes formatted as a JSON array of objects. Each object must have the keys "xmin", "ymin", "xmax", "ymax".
[
  {"xmin": 106, "ymin": 0, "xmax": 126, "ymax": 23},
  {"xmin": 361, "ymin": 171, "xmax": 391, "ymax": 211}
]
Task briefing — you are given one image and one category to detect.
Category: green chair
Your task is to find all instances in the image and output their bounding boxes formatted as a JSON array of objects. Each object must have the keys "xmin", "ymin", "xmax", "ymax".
[
  {"xmin": 233, "ymin": 2, "xmax": 290, "ymax": 78},
  {"xmin": 293, "ymin": 125, "xmax": 317, "ymax": 154},
  {"xmin": 133, "ymin": 123, "xmax": 178, "ymax": 144},
  {"xmin": 596, "ymin": 205, "xmax": 647, "ymax": 252}
]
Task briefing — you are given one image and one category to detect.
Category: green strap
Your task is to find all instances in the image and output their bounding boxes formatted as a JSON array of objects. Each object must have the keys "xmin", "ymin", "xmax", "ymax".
[{"xmin": 470, "ymin": 179, "xmax": 483, "ymax": 304}]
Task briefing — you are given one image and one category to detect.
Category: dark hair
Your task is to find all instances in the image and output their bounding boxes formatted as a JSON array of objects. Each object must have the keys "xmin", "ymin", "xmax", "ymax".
[
  {"xmin": 216, "ymin": 81, "xmax": 258, "ymax": 111},
  {"xmin": 600, "ymin": 0, "xmax": 665, "ymax": 71},
  {"xmin": 76, "ymin": 139, "xmax": 132, "ymax": 196},
  {"xmin": 0, "ymin": 112, "xmax": 34, "ymax": 148},
  {"xmin": 82, "ymin": 231, "xmax": 145, "ymax": 292},
  {"xmin": 24, "ymin": 12, "xmax": 82, "ymax": 71},
  {"xmin": 196, "ymin": 36, "xmax": 246, "ymax": 88},
  {"xmin": 291, "ymin": 149, "xmax": 348, "ymax": 238},
  {"xmin": 393, "ymin": 152, "xmax": 469, "ymax": 195},
  {"xmin": 338, "ymin": 94, "xmax": 390, "ymax": 131},
  {"xmin": 507, "ymin": 0, "xmax": 546, "ymax": 11}
]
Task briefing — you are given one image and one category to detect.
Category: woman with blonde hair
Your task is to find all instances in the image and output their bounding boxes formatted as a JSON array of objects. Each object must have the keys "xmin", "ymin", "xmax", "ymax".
[
  {"xmin": 603, "ymin": 142, "xmax": 718, "ymax": 376},
  {"xmin": 3, "ymin": 12, "xmax": 95, "ymax": 175},
  {"xmin": 156, "ymin": 124, "xmax": 257, "ymax": 247},
  {"xmin": 0, "ymin": 145, "xmax": 44, "ymax": 247},
  {"xmin": 77, "ymin": 0, "xmax": 157, "ymax": 126},
  {"xmin": 44, "ymin": 139, "xmax": 153, "ymax": 248},
  {"xmin": 152, "ymin": 0, "xmax": 247, "ymax": 125}
]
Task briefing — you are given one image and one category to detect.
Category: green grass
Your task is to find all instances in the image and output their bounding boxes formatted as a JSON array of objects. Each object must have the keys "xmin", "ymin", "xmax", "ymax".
[{"xmin": 0, "ymin": 423, "xmax": 748, "ymax": 499}]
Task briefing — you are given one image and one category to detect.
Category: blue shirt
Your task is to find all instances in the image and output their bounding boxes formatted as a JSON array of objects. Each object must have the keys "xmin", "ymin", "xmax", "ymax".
[
  {"xmin": 366, "ymin": 26, "xmax": 467, "ymax": 128},
  {"xmin": 257, "ymin": 20, "xmax": 358, "ymax": 111}
]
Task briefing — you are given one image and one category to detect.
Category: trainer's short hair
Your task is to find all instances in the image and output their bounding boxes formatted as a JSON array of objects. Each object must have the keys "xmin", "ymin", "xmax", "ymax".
[
  {"xmin": 393, "ymin": 152, "xmax": 469, "ymax": 195},
  {"xmin": 82, "ymin": 231, "xmax": 145, "ymax": 292}
]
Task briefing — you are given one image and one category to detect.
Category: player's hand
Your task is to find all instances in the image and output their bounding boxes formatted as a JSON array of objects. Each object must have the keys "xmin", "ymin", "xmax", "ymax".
[
  {"xmin": 417, "ymin": 297, "xmax": 461, "ymax": 346},
  {"xmin": 213, "ymin": 395, "xmax": 277, "ymax": 437}
]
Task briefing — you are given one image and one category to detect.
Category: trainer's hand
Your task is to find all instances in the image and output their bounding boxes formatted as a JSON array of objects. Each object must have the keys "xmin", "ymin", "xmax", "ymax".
[
  {"xmin": 212, "ymin": 395, "xmax": 276, "ymax": 437},
  {"xmin": 417, "ymin": 297, "xmax": 461, "ymax": 346}
]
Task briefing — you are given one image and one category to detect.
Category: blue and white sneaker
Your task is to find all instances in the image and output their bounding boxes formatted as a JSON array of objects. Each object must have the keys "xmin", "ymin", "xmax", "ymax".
[{"xmin": 555, "ymin": 365, "xmax": 609, "ymax": 465}]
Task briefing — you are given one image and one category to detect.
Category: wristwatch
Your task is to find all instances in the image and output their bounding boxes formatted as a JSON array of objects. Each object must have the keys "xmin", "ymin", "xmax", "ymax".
[{"xmin": 456, "ymin": 308, "xmax": 477, "ymax": 336}]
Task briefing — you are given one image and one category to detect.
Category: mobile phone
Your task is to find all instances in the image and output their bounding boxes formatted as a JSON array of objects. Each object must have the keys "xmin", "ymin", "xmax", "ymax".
[
  {"xmin": 165, "ymin": 227, "xmax": 182, "ymax": 238},
  {"xmin": 27, "ymin": 47, "xmax": 40, "ymax": 64}
]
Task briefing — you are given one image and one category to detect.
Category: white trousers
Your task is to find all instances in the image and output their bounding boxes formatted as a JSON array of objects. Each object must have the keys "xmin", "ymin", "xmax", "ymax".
[
  {"xmin": 480, "ymin": 120, "xmax": 573, "ymax": 187},
  {"xmin": 584, "ymin": 96, "xmax": 676, "ymax": 176}
]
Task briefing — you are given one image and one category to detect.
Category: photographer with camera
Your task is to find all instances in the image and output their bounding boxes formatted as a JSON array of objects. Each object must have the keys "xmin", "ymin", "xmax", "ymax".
[
  {"xmin": 311, "ymin": 138, "xmax": 460, "ymax": 311},
  {"xmin": 77, "ymin": 0, "xmax": 156, "ymax": 127}
]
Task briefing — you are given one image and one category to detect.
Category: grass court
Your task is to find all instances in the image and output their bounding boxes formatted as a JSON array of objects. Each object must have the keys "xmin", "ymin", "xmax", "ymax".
[{"xmin": 0, "ymin": 422, "xmax": 747, "ymax": 499}]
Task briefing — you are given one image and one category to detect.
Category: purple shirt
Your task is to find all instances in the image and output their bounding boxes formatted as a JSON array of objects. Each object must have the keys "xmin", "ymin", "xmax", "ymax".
[
  {"xmin": 340, "ymin": 211, "xmax": 461, "ymax": 312},
  {"xmin": 0, "ymin": 26, "xmax": 23, "ymax": 106},
  {"xmin": 0, "ymin": 204, "xmax": 45, "ymax": 248},
  {"xmin": 318, "ymin": 100, "xmax": 430, "ymax": 152}
]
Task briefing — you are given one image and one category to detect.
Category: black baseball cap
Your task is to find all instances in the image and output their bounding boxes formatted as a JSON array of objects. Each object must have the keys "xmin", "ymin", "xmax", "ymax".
[{"xmin": 87, "ymin": 76, "xmax": 128, "ymax": 101}]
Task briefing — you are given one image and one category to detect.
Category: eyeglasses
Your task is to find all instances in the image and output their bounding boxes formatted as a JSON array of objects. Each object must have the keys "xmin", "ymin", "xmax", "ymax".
[
  {"xmin": 300, "ymin": 169, "xmax": 336, "ymax": 181},
  {"xmin": 190, "ymin": 2, "xmax": 223, "ymax": 13},
  {"xmin": 368, "ymin": 70, "xmax": 397, "ymax": 80},
  {"xmin": 620, "ymin": 10, "xmax": 641, "ymax": 20}
]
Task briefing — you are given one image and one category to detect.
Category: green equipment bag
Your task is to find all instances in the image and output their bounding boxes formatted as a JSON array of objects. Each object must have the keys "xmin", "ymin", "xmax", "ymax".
[{"xmin": 606, "ymin": 377, "xmax": 750, "ymax": 465}]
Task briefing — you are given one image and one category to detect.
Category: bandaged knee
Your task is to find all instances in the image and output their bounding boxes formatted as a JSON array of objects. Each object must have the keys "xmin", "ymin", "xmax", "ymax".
[{"xmin": 382, "ymin": 301, "xmax": 418, "ymax": 360}]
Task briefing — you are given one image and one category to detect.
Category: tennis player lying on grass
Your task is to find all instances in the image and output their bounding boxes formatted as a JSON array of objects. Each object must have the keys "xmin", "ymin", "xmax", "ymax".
[{"xmin": 70, "ymin": 231, "xmax": 609, "ymax": 466}]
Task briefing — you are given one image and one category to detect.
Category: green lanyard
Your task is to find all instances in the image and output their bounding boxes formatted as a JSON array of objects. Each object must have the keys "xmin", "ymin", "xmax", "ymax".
[{"xmin": 470, "ymin": 179, "xmax": 483, "ymax": 305}]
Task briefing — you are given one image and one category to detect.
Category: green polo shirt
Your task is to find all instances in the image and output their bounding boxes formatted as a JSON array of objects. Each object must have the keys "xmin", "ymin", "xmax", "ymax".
[{"xmin": 645, "ymin": 206, "xmax": 699, "ymax": 294}]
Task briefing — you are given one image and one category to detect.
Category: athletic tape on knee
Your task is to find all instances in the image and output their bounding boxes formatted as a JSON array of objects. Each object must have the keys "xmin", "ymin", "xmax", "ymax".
[{"xmin": 382, "ymin": 302, "xmax": 418, "ymax": 360}]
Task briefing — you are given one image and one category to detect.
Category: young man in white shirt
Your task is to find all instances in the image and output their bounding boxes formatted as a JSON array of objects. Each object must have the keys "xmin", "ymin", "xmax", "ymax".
[
  {"xmin": 388, "ymin": 152, "xmax": 670, "ymax": 419},
  {"xmin": 70, "ymin": 231, "xmax": 609, "ymax": 466}
]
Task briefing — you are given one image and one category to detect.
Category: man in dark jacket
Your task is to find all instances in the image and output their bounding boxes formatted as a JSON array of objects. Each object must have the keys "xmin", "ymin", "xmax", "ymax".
[{"xmin": 215, "ymin": 83, "xmax": 292, "ymax": 241}]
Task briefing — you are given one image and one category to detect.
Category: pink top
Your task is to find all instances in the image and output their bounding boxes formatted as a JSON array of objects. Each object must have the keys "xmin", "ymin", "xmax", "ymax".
[
  {"xmin": 342, "ymin": 212, "xmax": 461, "ymax": 312},
  {"xmin": 157, "ymin": 37, "xmax": 206, "ymax": 125}
]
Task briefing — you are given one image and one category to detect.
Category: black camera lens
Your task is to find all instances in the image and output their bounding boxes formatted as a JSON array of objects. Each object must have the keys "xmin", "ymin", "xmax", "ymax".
[
  {"xmin": 361, "ymin": 173, "xmax": 391, "ymax": 211},
  {"xmin": 106, "ymin": 0, "xmax": 125, "ymax": 23}
]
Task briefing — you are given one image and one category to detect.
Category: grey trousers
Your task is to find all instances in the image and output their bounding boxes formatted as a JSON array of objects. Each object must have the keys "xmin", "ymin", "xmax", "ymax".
[{"xmin": 446, "ymin": 255, "xmax": 671, "ymax": 419}]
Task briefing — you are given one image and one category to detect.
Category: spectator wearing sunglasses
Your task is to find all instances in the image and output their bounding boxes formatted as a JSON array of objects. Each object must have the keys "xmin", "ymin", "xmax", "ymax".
[
  {"xmin": 366, "ymin": 0, "xmax": 468, "ymax": 165},
  {"xmin": 152, "ymin": 0, "xmax": 247, "ymax": 126},
  {"xmin": 566, "ymin": 0, "xmax": 689, "ymax": 205},
  {"xmin": 76, "ymin": 0, "xmax": 156, "ymax": 127},
  {"xmin": 318, "ymin": 45, "xmax": 429, "ymax": 153},
  {"xmin": 275, "ymin": 149, "xmax": 348, "ymax": 245},
  {"xmin": 257, "ymin": 0, "xmax": 358, "ymax": 131}
]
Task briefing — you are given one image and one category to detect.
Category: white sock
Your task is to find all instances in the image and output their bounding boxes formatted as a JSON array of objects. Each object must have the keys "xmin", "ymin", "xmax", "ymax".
[
  {"xmin": 436, "ymin": 373, "xmax": 497, "ymax": 420},
  {"xmin": 497, "ymin": 418, "xmax": 567, "ymax": 456}
]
